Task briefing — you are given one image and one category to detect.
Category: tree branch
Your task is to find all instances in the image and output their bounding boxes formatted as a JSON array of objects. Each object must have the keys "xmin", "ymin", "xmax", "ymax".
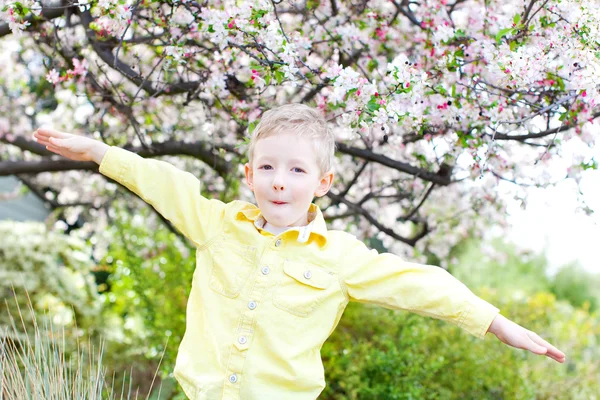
[
  {"xmin": 0, "ymin": 1, "xmax": 71, "ymax": 38},
  {"xmin": 79, "ymin": 10, "xmax": 206, "ymax": 97},
  {"xmin": 1, "ymin": 138, "xmax": 234, "ymax": 177},
  {"xmin": 0, "ymin": 135, "xmax": 53, "ymax": 156},
  {"xmin": 493, "ymin": 110, "xmax": 600, "ymax": 141},
  {"xmin": 327, "ymin": 190, "xmax": 429, "ymax": 246},
  {"xmin": 0, "ymin": 159, "xmax": 98, "ymax": 175},
  {"xmin": 336, "ymin": 142, "xmax": 452, "ymax": 185},
  {"xmin": 401, "ymin": 183, "xmax": 435, "ymax": 221}
]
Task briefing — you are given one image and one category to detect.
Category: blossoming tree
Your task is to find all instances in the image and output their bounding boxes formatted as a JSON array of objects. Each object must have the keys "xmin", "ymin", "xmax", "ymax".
[{"xmin": 0, "ymin": 0, "xmax": 598, "ymax": 261}]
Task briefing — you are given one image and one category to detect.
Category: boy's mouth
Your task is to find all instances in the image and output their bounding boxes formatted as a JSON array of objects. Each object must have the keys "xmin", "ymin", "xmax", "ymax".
[{"xmin": 272, "ymin": 201, "xmax": 288, "ymax": 205}]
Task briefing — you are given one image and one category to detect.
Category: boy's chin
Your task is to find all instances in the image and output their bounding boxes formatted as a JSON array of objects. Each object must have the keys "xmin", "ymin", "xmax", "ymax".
[
  {"xmin": 262, "ymin": 211, "xmax": 303, "ymax": 228},
  {"xmin": 262, "ymin": 215, "xmax": 292, "ymax": 228}
]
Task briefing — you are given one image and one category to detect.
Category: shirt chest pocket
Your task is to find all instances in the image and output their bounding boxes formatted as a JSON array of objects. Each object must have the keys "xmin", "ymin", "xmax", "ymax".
[
  {"xmin": 273, "ymin": 260, "xmax": 334, "ymax": 317},
  {"xmin": 208, "ymin": 240, "xmax": 256, "ymax": 298}
]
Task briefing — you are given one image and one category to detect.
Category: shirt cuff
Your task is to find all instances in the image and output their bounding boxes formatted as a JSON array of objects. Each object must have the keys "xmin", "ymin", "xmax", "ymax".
[
  {"xmin": 98, "ymin": 146, "xmax": 133, "ymax": 183},
  {"xmin": 459, "ymin": 297, "xmax": 500, "ymax": 340}
]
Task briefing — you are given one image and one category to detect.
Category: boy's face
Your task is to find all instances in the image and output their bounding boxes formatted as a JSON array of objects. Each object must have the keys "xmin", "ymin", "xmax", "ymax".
[{"xmin": 244, "ymin": 132, "xmax": 334, "ymax": 228}]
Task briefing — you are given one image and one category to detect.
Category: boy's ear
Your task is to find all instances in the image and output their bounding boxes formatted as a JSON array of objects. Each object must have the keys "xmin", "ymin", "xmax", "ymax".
[
  {"xmin": 314, "ymin": 170, "xmax": 334, "ymax": 197},
  {"xmin": 244, "ymin": 163, "xmax": 254, "ymax": 191}
]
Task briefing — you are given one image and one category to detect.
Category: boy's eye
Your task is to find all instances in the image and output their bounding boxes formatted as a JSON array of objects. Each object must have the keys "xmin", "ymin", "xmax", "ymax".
[
  {"xmin": 260, "ymin": 165, "xmax": 273, "ymax": 170},
  {"xmin": 292, "ymin": 167, "xmax": 305, "ymax": 173}
]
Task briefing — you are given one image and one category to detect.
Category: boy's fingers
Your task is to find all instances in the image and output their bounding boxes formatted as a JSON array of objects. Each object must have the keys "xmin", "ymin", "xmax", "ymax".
[
  {"xmin": 541, "ymin": 342, "xmax": 564, "ymax": 359},
  {"xmin": 45, "ymin": 145, "xmax": 63, "ymax": 154},
  {"xmin": 529, "ymin": 331, "xmax": 564, "ymax": 357},
  {"xmin": 527, "ymin": 341, "xmax": 548, "ymax": 355},
  {"xmin": 544, "ymin": 346, "xmax": 566, "ymax": 362},
  {"xmin": 36, "ymin": 128, "xmax": 71, "ymax": 139},
  {"xmin": 34, "ymin": 137, "xmax": 50, "ymax": 146},
  {"xmin": 528, "ymin": 331, "xmax": 566, "ymax": 362},
  {"xmin": 49, "ymin": 137, "xmax": 68, "ymax": 147}
]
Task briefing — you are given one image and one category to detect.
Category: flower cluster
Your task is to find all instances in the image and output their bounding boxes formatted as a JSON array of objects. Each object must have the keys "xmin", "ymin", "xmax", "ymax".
[{"xmin": 46, "ymin": 58, "xmax": 89, "ymax": 85}]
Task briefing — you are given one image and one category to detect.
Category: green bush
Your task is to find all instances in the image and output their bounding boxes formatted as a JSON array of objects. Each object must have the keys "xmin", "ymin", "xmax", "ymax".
[
  {"xmin": 97, "ymin": 205, "xmax": 195, "ymax": 398},
  {"xmin": 322, "ymin": 240, "xmax": 600, "ymax": 399},
  {"xmin": 0, "ymin": 221, "xmax": 101, "ymax": 340},
  {"xmin": 450, "ymin": 239, "xmax": 600, "ymax": 313},
  {"xmin": 322, "ymin": 290, "xmax": 599, "ymax": 399},
  {"xmin": 549, "ymin": 263, "xmax": 600, "ymax": 312}
]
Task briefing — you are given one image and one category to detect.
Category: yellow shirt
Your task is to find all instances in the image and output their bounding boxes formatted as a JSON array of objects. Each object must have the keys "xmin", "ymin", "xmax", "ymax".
[{"xmin": 99, "ymin": 147, "xmax": 499, "ymax": 400}]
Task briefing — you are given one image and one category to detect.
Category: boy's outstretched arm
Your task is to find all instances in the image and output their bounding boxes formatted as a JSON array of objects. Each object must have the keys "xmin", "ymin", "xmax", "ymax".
[
  {"xmin": 33, "ymin": 127, "xmax": 227, "ymax": 246},
  {"xmin": 339, "ymin": 235, "xmax": 568, "ymax": 364},
  {"xmin": 487, "ymin": 314, "xmax": 566, "ymax": 363}
]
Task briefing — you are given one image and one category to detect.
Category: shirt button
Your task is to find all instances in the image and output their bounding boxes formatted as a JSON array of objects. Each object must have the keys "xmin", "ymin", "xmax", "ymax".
[
  {"xmin": 304, "ymin": 270, "xmax": 312, "ymax": 280},
  {"xmin": 238, "ymin": 336, "xmax": 247, "ymax": 344},
  {"xmin": 229, "ymin": 373, "xmax": 238, "ymax": 383},
  {"xmin": 275, "ymin": 239, "xmax": 282, "ymax": 247},
  {"xmin": 248, "ymin": 301, "xmax": 257, "ymax": 310},
  {"xmin": 261, "ymin": 266, "xmax": 270, "ymax": 275}
]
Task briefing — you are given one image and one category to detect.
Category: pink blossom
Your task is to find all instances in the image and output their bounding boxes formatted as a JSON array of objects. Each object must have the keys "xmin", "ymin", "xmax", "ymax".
[
  {"xmin": 46, "ymin": 69, "xmax": 60, "ymax": 85},
  {"xmin": 71, "ymin": 58, "xmax": 88, "ymax": 77}
]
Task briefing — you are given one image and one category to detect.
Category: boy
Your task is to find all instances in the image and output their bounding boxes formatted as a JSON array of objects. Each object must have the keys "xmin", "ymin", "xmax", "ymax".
[{"xmin": 33, "ymin": 104, "xmax": 565, "ymax": 400}]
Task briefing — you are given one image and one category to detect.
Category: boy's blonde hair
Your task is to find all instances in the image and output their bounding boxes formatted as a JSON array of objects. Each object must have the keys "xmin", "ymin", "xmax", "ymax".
[{"xmin": 247, "ymin": 104, "xmax": 335, "ymax": 175}]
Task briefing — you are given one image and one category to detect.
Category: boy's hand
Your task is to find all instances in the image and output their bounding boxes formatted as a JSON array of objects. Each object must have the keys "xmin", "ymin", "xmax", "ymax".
[
  {"xmin": 487, "ymin": 314, "xmax": 566, "ymax": 363},
  {"xmin": 33, "ymin": 128, "xmax": 109, "ymax": 165}
]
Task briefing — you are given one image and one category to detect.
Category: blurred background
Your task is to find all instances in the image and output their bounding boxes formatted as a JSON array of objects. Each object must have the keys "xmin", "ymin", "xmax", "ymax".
[{"xmin": 1, "ymin": 0, "xmax": 599, "ymax": 399}]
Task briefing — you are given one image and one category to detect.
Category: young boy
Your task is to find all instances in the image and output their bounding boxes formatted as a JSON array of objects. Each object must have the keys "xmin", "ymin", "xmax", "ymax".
[{"xmin": 33, "ymin": 104, "xmax": 565, "ymax": 400}]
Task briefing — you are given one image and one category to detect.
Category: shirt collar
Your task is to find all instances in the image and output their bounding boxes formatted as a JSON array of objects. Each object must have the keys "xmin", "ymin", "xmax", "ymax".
[{"xmin": 236, "ymin": 203, "xmax": 328, "ymax": 246}]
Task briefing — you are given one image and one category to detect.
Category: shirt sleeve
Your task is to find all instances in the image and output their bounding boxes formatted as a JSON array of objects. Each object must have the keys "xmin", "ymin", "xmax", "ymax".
[
  {"xmin": 99, "ymin": 146, "xmax": 227, "ymax": 246},
  {"xmin": 339, "ymin": 236, "xmax": 499, "ymax": 339}
]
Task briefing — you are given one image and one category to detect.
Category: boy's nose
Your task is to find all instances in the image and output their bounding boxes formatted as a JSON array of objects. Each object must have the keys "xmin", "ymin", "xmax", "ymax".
[{"xmin": 272, "ymin": 174, "xmax": 285, "ymax": 191}]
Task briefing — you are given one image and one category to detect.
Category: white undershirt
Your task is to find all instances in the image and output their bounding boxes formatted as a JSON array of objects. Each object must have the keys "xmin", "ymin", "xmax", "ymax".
[
  {"xmin": 263, "ymin": 221, "xmax": 293, "ymax": 236},
  {"xmin": 259, "ymin": 216, "xmax": 314, "ymax": 243}
]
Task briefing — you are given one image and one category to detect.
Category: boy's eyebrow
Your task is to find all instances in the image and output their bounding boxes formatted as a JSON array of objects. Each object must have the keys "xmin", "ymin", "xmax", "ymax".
[
  {"xmin": 288, "ymin": 158, "xmax": 311, "ymax": 166},
  {"xmin": 255, "ymin": 156, "xmax": 312, "ymax": 166},
  {"xmin": 254, "ymin": 155, "xmax": 275, "ymax": 164}
]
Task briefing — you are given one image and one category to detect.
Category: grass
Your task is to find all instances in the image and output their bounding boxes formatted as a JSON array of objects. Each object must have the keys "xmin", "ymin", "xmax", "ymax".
[{"xmin": 0, "ymin": 289, "xmax": 165, "ymax": 400}]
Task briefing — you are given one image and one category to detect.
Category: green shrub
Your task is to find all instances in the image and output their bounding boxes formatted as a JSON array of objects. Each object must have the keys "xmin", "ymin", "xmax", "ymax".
[
  {"xmin": 549, "ymin": 263, "xmax": 600, "ymax": 312},
  {"xmin": 0, "ymin": 221, "xmax": 101, "ymax": 341},
  {"xmin": 96, "ymin": 206, "xmax": 195, "ymax": 398},
  {"xmin": 322, "ymin": 289, "xmax": 599, "ymax": 400}
]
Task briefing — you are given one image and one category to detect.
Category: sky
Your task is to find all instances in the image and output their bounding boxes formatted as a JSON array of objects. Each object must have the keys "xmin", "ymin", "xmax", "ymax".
[{"xmin": 503, "ymin": 141, "xmax": 599, "ymax": 275}]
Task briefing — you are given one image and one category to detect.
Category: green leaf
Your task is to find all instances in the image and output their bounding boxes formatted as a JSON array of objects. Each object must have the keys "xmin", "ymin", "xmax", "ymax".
[
  {"xmin": 367, "ymin": 97, "xmax": 381, "ymax": 112},
  {"xmin": 556, "ymin": 76, "xmax": 565, "ymax": 91},
  {"xmin": 581, "ymin": 159, "xmax": 598, "ymax": 170},
  {"xmin": 434, "ymin": 85, "xmax": 447, "ymax": 96},
  {"xmin": 274, "ymin": 70, "xmax": 285, "ymax": 84},
  {"xmin": 367, "ymin": 59, "xmax": 379, "ymax": 72},
  {"xmin": 367, "ymin": 237, "xmax": 388, "ymax": 253},
  {"xmin": 513, "ymin": 14, "xmax": 521, "ymax": 25},
  {"xmin": 248, "ymin": 121, "xmax": 258, "ymax": 134},
  {"xmin": 306, "ymin": 0, "xmax": 321, "ymax": 10},
  {"xmin": 495, "ymin": 27, "xmax": 514, "ymax": 44}
]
